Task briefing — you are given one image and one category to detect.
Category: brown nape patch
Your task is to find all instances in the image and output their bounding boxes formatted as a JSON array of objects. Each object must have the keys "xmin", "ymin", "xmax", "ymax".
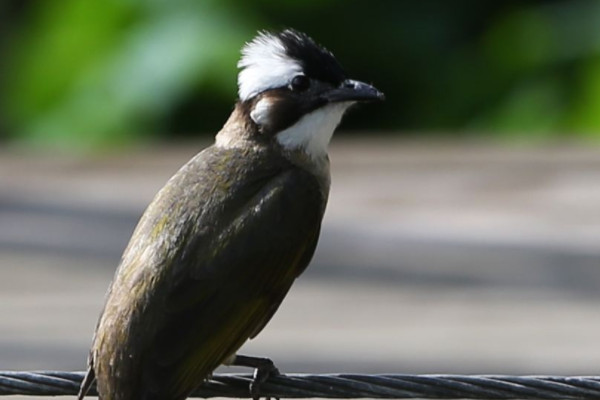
[{"xmin": 217, "ymin": 102, "xmax": 262, "ymax": 143}]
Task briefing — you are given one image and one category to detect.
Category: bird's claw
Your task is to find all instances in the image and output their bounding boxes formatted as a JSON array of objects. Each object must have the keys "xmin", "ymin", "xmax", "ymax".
[{"xmin": 250, "ymin": 359, "xmax": 280, "ymax": 400}]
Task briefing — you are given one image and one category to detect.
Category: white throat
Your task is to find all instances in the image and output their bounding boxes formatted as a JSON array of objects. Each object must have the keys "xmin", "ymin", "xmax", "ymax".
[{"xmin": 276, "ymin": 102, "xmax": 352, "ymax": 159}]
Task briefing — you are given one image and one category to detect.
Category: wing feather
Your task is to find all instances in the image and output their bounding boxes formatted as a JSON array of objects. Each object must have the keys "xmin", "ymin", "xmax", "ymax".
[
  {"xmin": 92, "ymin": 145, "xmax": 327, "ymax": 400},
  {"xmin": 145, "ymin": 167, "xmax": 325, "ymax": 399}
]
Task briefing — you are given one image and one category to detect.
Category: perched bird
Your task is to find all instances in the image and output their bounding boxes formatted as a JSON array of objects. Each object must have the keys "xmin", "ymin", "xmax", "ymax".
[{"xmin": 79, "ymin": 29, "xmax": 384, "ymax": 400}]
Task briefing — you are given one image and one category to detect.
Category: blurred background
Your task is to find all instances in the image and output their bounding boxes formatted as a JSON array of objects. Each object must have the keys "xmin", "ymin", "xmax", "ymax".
[
  {"xmin": 4, "ymin": 0, "xmax": 600, "ymax": 147},
  {"xmin": 1, "ymin": 0, "xmax": 600, "ymax": 392}
]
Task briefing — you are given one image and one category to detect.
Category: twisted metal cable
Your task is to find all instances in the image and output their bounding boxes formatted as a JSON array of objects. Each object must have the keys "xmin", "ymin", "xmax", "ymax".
[{"xmin": 1, "ymin": 371, "xmax": 600, "ymax": 399}]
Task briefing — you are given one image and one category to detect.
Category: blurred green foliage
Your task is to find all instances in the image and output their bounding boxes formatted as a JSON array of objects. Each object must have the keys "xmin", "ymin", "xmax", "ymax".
[{"xmin": 1, "ymin": 0, "xmax": 600, "ymax": 149}]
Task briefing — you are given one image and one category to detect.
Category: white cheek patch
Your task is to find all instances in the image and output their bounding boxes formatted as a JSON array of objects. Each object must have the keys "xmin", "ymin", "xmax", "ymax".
[
  {"xmin": 238, "ymin": 33, "xmax": 302, "ymax": 101},
  {"xmin": 277, "ymin": 102, "xmax": 353, "ymax": 159},
  {"xmin": 249, "ymin": 97, "xmax": 273, "ymax": 126}
]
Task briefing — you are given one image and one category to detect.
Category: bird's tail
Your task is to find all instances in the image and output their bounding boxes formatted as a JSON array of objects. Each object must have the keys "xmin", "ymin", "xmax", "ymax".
[{"xmin": 78, "ymin": 367, "xmax": 95, "ymax": 400}]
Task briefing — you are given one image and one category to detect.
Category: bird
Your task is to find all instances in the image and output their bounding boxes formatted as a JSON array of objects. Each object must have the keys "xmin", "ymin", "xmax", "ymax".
[{"xmin": 78, "ymin": 28, "xmax": 384, "ymax": 400}]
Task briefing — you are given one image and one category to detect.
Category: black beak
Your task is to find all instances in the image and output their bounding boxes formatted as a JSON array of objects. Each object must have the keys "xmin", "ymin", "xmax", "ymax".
[{"xmin": 324, "ymin": 79, "xmax": 385, "ymax": 103}]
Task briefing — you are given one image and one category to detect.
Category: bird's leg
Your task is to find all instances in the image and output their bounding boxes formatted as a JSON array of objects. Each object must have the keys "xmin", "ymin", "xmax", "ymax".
[{"xmin": 231, "ymin": 354, "xmax": 280, "ymax": 400}]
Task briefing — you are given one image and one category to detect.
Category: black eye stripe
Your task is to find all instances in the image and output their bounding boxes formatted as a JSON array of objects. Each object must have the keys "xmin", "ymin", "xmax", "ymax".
[{"xmin": 290, "ymin": 75, "xmax": 310, "ymax": 92}]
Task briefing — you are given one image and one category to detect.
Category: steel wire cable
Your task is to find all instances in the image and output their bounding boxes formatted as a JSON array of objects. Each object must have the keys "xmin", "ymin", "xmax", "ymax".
[{"xmin": 1, "ymin": 371, "xmax": 600, "ymax": 399}]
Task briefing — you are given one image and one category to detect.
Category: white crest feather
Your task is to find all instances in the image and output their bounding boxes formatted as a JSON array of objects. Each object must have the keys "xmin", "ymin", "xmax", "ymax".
[{"xmin": 238, "ymin": 31, "xmax": 303, "ymax": 101}]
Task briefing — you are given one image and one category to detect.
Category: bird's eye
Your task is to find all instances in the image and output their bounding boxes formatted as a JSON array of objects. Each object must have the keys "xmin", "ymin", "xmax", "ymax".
[{"xmin": 290, "ymin": 75, "xmax": 310, "ymax": 92}]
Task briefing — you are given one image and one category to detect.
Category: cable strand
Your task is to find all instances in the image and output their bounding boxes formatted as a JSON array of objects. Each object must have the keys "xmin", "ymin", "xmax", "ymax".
[{"xmin": 1, "ymin": 371, "xmax": 600, "ymax": 399}]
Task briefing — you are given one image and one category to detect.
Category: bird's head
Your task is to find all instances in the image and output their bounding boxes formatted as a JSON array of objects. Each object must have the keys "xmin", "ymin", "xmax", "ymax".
[{"xmin": 218, "ymin": 29, "xmax": 384, "ymax": 159}]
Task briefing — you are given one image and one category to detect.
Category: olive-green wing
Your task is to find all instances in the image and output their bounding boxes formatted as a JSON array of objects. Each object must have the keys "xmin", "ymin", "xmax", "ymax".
[
  {"xmin": 247, "ymin": 224, "xmax": 320, "ymax": 340},
  {"xmin": 140, "ymin": 167, "xmax": 325, "ymax": 400}
]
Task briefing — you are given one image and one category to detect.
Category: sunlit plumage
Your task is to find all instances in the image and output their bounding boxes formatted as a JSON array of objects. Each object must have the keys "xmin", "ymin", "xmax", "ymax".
[{"xmin": 79, "ymin": 29, "xmax": 383, "ymax": 400}]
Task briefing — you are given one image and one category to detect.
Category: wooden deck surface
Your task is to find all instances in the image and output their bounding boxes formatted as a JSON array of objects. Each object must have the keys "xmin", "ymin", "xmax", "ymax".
[{"xmin": 1, "ymin": 138, "xmax": 599, "ymax": 383}]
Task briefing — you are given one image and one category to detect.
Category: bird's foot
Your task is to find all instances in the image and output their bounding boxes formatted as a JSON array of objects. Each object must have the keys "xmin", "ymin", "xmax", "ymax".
[
  {"xmin": 231, "ymin": 354, "xmax": 280, "ymax": 400},
  {"xmin": 250, "ymin": 359, "xmax": 279, "ymax": 400}
]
